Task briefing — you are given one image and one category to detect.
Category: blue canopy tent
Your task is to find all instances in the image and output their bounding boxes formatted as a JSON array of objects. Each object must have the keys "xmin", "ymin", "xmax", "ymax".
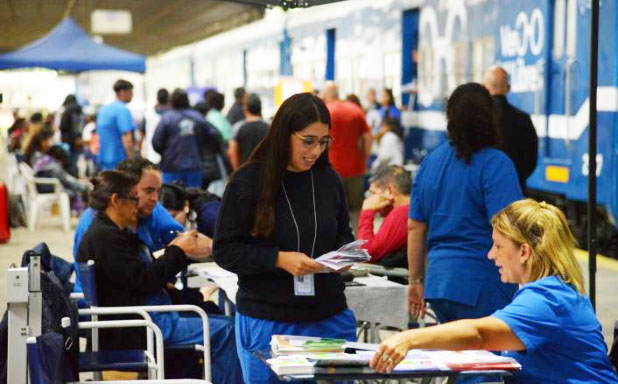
[{"xmin": 0, "ymin": 17, "xmax": 145, "ymax": 73}]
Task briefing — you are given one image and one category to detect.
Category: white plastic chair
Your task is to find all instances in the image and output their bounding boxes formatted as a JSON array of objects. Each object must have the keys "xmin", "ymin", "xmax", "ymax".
[
  {"xmin": 19, "ymin": 162, "xmax": 71, "ymax": 232},
  {"xmin": 6, "ymin": 152, "xmax": 24, "ymax": 194}
]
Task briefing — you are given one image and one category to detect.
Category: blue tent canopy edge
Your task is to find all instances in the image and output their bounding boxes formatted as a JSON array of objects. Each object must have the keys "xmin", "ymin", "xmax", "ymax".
[{"xmin": 0, "ymin": 17, "xmax": 145, "ymax": 73}]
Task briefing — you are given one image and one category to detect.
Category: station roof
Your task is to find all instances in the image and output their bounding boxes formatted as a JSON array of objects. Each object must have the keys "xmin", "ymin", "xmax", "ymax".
[
  {"xmin": 0, "ymin": 1, "xmax": 266, "ymax": 56},
  {"xmin": 0, "ymin": 0, "xmax": 346, "ymax": 57}
]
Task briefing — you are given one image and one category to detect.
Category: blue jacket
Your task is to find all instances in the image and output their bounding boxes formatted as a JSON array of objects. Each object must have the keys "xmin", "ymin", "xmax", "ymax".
[{"xmin": 152, "ymin": 109, "xmax": 216, "ymax": 172}]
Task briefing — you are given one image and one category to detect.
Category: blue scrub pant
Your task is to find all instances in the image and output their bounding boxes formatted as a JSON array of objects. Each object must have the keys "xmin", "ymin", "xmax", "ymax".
[
  {"xmin": 163, "ymin": 170, "xmax": 202, "ymax": 188},
  {"xmin": 153, "ymin": 312, "xmax": 243, "ymax": 383},
  {"xmin": 235, "ymin": 309, "xmax": 357, "ymax": 384}
]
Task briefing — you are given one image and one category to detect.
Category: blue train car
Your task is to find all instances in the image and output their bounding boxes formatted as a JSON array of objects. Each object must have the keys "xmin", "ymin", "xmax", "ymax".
[
  {"xmin": 409, "ymin": 0, "xmax": 618, "ymax": 227},
  {"xmin": 146, "ymin": 0, "xmax": 618, "ymax": 235}
]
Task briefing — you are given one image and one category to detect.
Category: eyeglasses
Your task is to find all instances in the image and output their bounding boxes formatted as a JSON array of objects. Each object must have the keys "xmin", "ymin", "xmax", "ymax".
[
  {"xmin": 121, "ymin": 195, "xmax": 140, "ymax": 205},
  {"xmin": 293, "ymin": 132, "xmax": 333, "ymax": 149}
]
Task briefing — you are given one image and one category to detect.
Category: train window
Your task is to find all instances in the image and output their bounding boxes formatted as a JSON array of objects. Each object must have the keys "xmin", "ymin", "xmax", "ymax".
[
  {"xmin": 566, "ymin": 0, "xmax": 577, "ymax": 57},
  {"xmin": 471, "ymin": 38, "xmax": 495, "ymax": 83},
  {"xmin": 337, "ymin": 57, "xmax": 354, "ymax": 96},
  {"xmin": 553, "ymin": 0, "xmax": 565, "ymax": 60},
  {"xmin": 450, "ymin": 42, "xmax": 467, "ymax": 92},
  {"xmin": 418, "ymin": 45, "xmax": 434, "ymax": 97},
  {"xmin": 383, "ymin": 50, "xmax": 402, "ymax": 101}
]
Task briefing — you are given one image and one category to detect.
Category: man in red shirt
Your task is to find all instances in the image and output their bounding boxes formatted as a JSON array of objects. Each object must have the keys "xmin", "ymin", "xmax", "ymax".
[
  {"xmin": 323, "ymin": 82, "xmax": 372, "ymax": 211},
  {"xmin": 358, "ymin": 164, "xmax": 410, "ymax": 268}
]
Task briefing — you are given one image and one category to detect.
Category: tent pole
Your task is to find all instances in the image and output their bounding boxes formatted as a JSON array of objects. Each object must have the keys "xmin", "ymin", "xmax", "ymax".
[{"xmin": 588, "ymin": 0, "xmax": 599, "ymax": 309}]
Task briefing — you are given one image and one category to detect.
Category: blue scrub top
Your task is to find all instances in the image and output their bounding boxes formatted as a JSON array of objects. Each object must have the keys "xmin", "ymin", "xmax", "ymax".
[
  {"xmin": 96, "ymin": 100, "xmax": 135, "ymax": 168},
  {"xmin": 409, "ymin": 143, "xmax": 521, "ymax": 306},
  {"xmin": 493, "ymin": 276, "xmax": 618, "ymax": 384}
]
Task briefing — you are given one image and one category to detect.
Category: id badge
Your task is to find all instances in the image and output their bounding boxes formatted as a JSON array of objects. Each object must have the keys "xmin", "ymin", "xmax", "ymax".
[{"xmin": 294, "ymin": 274, "xmax": 315, "ymax": 296}]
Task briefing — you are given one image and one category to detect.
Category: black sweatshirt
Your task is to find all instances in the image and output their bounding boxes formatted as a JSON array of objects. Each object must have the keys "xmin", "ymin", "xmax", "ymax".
[
  {"xmin": 213, "ymin": 162, "xmax": 354, "ymax": 322},
  {"xmin": 77, "ymin": 213, "xmax": 190, "ymax": 349}
]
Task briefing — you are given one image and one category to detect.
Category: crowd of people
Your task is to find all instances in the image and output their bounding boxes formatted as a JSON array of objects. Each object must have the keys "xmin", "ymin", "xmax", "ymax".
[{"xmin": 6, "ymin": 65, "xmax": 618, "ymax": 383}]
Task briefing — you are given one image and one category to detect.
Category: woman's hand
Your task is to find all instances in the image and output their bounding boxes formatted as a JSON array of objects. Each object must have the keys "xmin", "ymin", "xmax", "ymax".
[
  {"xmin": 370, "ymin": 331, "xmax": 415, "ymax": 374},
  {"xmin": 408, "ymin": 282, "xmax": 426, "ymax": 319},
  {"xmin": 276, "ymin": 251, "xmax": 325, "ymax": 276},
  {"xmin": 185, "ymin": 233, "xmax": 213, "ymax": 261},
  {"xmin": 170, "ymin": 230, "xmax": 199, "ymax": 258}
]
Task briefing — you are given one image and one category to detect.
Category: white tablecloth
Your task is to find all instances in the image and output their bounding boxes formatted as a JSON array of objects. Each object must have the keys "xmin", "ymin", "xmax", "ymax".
[{"xmin": 187, "ymin": 263, "xmax": 408, "ymax": 329}]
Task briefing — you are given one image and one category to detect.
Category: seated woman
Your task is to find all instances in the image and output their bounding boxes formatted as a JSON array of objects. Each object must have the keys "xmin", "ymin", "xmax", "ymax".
[
  {"xmin": 23, "ymin": 127, "xmax": 88, "ymax": 212},
  {"xmin": 371, "ymin": 199, "xmax": 618, "ymax": 383},
  {"xmin": 77, "ymin": 170, "xmax": 242, "ymax": 383},
  {"xmin": 371, "ymin": 117, "xmax": 404, "ymax": 171}
]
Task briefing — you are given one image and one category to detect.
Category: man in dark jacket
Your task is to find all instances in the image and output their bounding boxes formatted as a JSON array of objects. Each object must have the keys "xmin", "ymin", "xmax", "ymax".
[
  {"xmin": 483, "ymin": 66, "xmax": 538, "ymax": 194},
  {"xmin": 226, "ymin": 87, "xmax": 247, "ymax": 126},
  {"xmin": 152, "ymin": 89, "xmax": 218, "ymax": 188},
  {"xmin": 59, "ymin": 94, "xmax": 84, "ymax": 175}
]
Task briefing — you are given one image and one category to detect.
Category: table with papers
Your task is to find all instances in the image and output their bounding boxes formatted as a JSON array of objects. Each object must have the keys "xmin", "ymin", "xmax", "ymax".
[
  {"xmin": 256, "ymin": 347, "xmax": 517, "ymax": 383},
  {"xmin": 188, "ymin": 262, "xmax": 408, "ymax": 335}
]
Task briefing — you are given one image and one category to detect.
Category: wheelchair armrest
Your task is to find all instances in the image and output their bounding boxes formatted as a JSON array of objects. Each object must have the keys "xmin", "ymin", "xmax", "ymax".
[
  {"xmin": 70, "ymin": 292, "xmax": 85, "ymax": 300},
  {"xmin": 78, "ymin": 307, "xmax": 155, "ymax": 358},
  {"xmin": 128, "ymin": 304, "xmax": 211, "ymax": 382}
]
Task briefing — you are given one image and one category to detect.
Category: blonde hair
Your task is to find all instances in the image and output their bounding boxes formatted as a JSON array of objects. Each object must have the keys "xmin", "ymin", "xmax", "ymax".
[{"xmin": 491, "ymin": 199, "xmax": 585, "ymax": 294}]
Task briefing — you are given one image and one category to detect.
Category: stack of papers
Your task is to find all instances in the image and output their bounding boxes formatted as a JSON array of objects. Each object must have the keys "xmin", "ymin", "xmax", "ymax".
[
  {"xmin": 271, "ymin": 335, "xmax": 346, "ymax": 356},
  {"xmin": 267, "ymin": 336, "xmax": 521, "ymax": 376},
  {"xmin": 316, "ymin": 240, "xmax": 371, "ymax": 271},
  {"xmin": 266, "ymin": 356, "xmax": 315, "ymax": 375}
]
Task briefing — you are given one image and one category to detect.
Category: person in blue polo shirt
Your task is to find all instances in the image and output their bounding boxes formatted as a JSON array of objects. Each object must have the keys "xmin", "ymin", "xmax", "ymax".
[
  {"xmin": 407, "ymin": 83, "xmax": 522, "ymax": 324},
  {"xmin": 96, "ymin": 79, "xmax": 136, "ymax": 170},
  {"xmin": 371, "ymin": 199, "xmax": 618, "ymax": 384}
]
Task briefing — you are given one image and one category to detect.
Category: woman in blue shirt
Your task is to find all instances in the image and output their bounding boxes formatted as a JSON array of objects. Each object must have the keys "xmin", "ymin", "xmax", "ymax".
[
  {"xmin": 371, "ymin": 199, "xmax": 618, "ymax": 383},
  {"xmin": 378, "ymin": 88, "xmax": 401, "ymax": 126},
  {"xmin": 408, "ymin": 83, "xmax": 522, "ymax": 323}
]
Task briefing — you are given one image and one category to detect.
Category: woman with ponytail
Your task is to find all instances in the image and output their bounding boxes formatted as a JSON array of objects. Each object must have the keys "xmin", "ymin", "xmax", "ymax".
[{"xmin": 371, "ymin": 199, "xmax": 618, "ymax": 383}]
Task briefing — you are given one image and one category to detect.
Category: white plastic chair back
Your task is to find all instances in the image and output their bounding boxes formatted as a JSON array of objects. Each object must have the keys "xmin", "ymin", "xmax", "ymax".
[{"xmin": 18, "ymin": 162, "xmax": 71, "ymax": 232}]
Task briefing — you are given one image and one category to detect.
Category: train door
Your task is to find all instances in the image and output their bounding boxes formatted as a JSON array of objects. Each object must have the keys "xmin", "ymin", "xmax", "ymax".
[
  {"xmin": 401, "ymin": 8, "xmax": 422, "ymax": 161},
  {"xmin": 545, "ymin": 0, "xmax": 580, "ymax": 160},
  {"xmin": 401, "ymin": 8, "xmax": 419, "ymax": 108},
  {"xmin": 326, "ymin": 28, "xmax": 336, "ymax": 81},
  {"xmin": 512, "ymin": 0, "xmax": 578, "ymax": 195}
]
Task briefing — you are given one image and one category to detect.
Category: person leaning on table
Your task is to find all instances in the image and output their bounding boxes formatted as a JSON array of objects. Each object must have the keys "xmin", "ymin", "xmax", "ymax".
[{"xmin": 371, "ymin": 199, "xmax": 618, "ymax": 383}]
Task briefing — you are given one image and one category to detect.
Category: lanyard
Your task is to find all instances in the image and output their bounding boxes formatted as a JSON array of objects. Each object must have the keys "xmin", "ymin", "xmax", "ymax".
[{"xmin": 281, "ymin": 170, "xmax": 317, "ymax": 257}]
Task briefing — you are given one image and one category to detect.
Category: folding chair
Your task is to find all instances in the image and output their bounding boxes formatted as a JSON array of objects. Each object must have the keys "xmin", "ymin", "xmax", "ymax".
[{"xmin": 78, "ymin": 260, "xmax": 211, "ymax": 381}]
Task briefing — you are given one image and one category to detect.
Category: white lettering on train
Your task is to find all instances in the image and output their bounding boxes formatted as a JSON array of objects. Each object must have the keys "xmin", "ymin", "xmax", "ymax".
[{"xmin": 498, "ymin": 8, "xmax": 544, "ymax": 93}]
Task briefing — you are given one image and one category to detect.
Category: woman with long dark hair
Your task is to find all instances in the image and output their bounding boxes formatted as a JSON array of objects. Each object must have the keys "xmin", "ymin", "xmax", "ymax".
[
  {"xmin": 24, "ymin": 127, "xmax": 88, "ymax": 209},
  {"xmin": 407, "ymin": 83, "xmax": 522, "ymax": 325},
  {"xmin": 379, "ymin": 88, "xmax": 401, "ymax": 123},
  {"xmin": 214, "ymin": 93, "xmax": 357, "ymax": 382}
]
